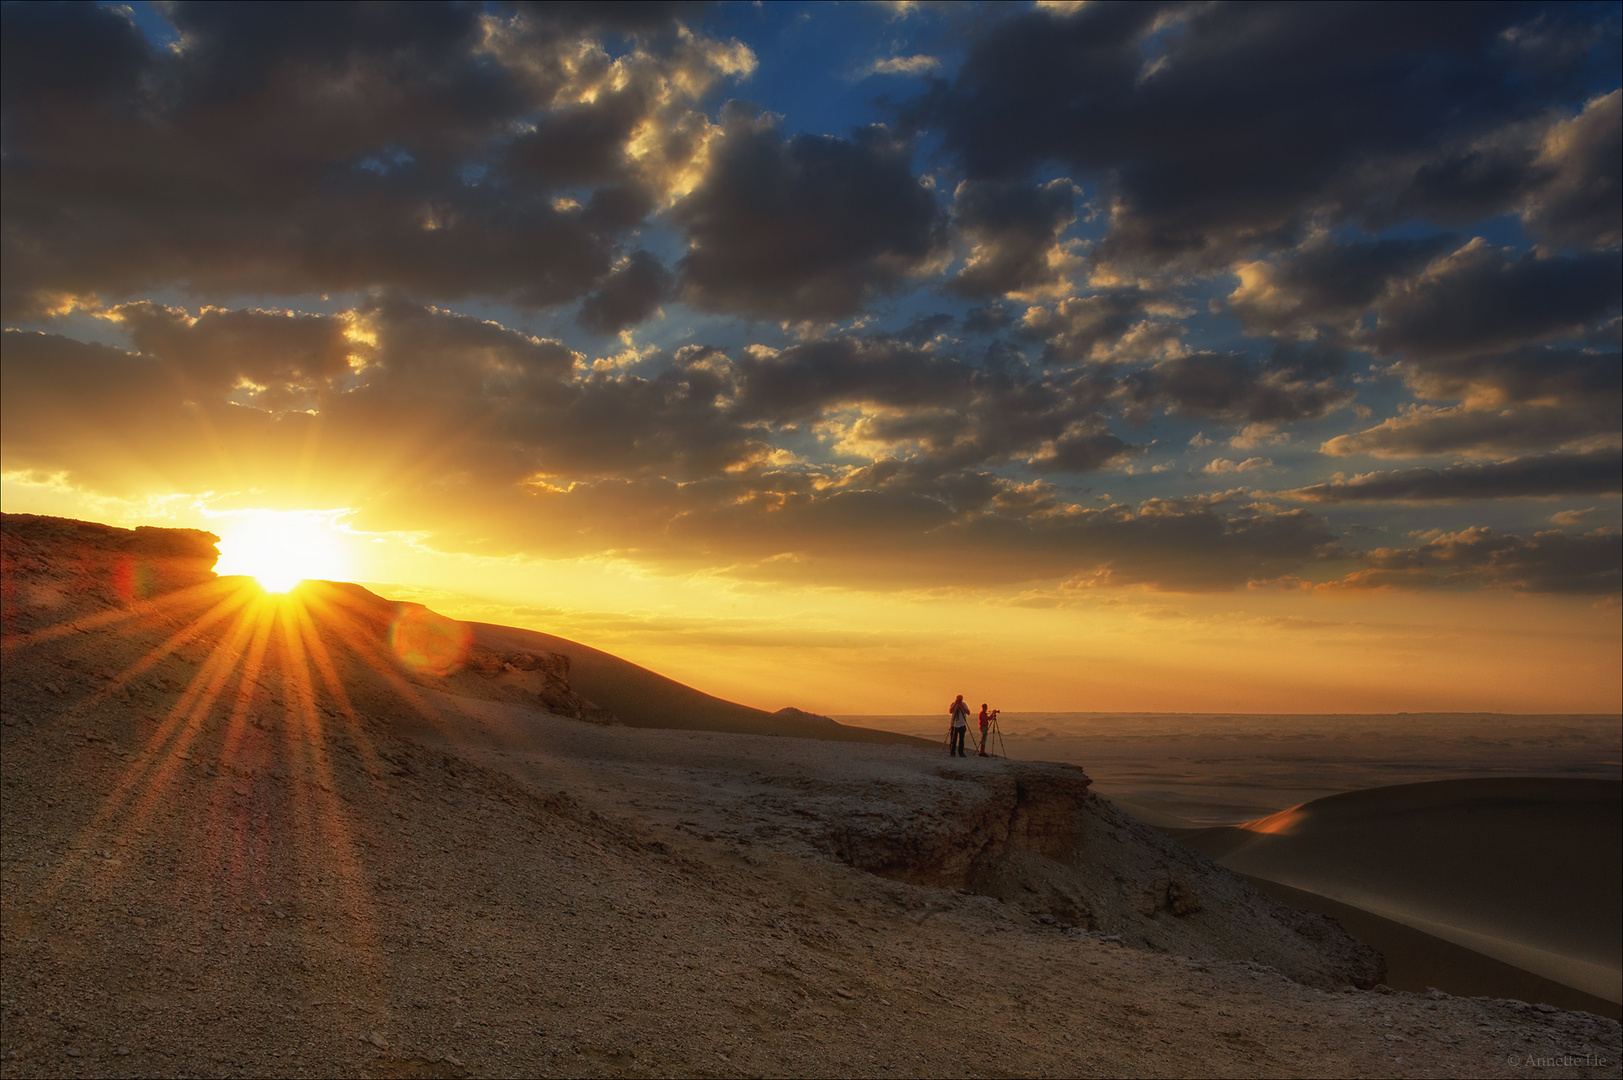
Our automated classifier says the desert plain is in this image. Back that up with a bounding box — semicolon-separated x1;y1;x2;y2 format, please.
2;514;1619;1079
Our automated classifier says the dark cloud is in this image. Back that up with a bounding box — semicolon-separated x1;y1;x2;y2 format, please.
0;303;761;495
1324;527;1621;595
1024;418;1140;474
1019;292;1182;366
885;312;956;346
1227;235;1454;337
1119;352;1353;426
727;334;1135;473
934;3;1613;271
110;301;356;410
672;109;946;321
961;303;1015;336
499;96;647;191
947;179;1078;298
505;1;710;36
0;328;315;495
1326;332;1621;463
0;1;148;107
1372;242;1622;361
1402;344;1622;406
577;251;675;335
729;336;977;425
0;2;750;318
1322;403;1619;460
1284;449;1623;503
4;2;1620;609
1521;89;1623;249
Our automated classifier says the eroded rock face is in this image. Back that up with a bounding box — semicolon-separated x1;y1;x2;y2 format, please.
823;763;1384;991
456;645;618;724
828;769;1092;886
1;514;220;626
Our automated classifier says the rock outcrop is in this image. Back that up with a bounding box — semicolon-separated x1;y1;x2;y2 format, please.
824;761;1385;990
457;644;619;724
1;514;219;625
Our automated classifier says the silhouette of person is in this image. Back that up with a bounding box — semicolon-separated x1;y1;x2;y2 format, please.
977;704;993;756
948;695;970;757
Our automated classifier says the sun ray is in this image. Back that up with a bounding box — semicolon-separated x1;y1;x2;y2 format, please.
1;576;240;654
297;583;456;737
287;591;389;779
36;584;267;903
14;562;479;1010
18;577;395;999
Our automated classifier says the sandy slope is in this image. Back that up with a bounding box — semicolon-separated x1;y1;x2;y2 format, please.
3;515;1621;1078
470;623;927;745
1175;780;1623;1008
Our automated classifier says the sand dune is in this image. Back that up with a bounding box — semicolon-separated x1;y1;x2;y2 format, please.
1175;778;1623;1006
1241;876;1622;1020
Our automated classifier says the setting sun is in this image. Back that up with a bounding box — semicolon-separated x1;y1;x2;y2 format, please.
213;510;353;593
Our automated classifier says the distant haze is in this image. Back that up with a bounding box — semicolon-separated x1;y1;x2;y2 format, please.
841;712;1623;825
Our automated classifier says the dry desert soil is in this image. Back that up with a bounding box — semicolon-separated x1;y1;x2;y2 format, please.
2;515;1619;1078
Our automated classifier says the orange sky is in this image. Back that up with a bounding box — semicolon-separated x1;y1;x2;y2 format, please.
5;479;1615;715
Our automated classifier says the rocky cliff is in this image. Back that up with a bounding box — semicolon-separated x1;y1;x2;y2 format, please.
0;513;220;623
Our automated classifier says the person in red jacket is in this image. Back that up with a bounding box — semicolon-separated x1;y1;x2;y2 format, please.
977;704;996;756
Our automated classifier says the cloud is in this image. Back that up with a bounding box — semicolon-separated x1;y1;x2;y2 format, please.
672;108;946;321
1399;344;1622;407
1203;457;1272;475
868;55;940;76
1227;235;1454;338
540;482;1347;592
0;303;765;495
1119;351;1353;426
1020;291;1184;365
1283;450;1623;503
933;3;1614;272
1521;90;1623;249
727;333;1137;473
4;311;1362;593
577;251;675;335
1228;236;1622;369
1025;417;1141;474
729;336;979;425
1321;403;1619;459
947;179;1080;299
4;3;1619;610
1371;241;1622;361
108;301;360;409
0;2;754;318
1321;527;1621;595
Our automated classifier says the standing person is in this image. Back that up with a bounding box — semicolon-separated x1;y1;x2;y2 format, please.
948;695;971;757
977;704;992;757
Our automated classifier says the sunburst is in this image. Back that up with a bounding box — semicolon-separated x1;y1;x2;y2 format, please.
212;510;352;593
1;543;477;994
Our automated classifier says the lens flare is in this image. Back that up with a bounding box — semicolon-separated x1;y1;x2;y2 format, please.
389;604;471;676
